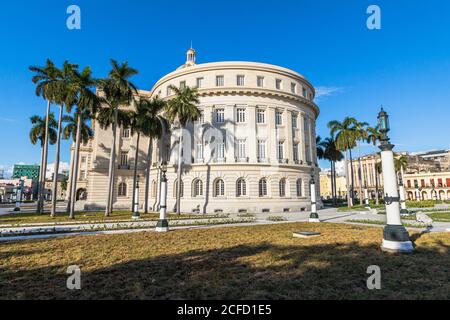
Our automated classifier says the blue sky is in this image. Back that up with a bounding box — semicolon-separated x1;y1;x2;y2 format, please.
0;0;449;176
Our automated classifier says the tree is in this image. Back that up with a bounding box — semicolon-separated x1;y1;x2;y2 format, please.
165;85;200;214
318;136;344;206
129;97;169;213
353;121;369;205
48;61;78;217
63;110;94;214
142;97;169;214
366;126;382;205
67;66;101;219
29;59;60;213
29;114;58;206
97;60;138;217
395;154;408;185
328;117;357;207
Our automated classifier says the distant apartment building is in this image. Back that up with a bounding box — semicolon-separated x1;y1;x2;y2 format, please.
320;171;348;199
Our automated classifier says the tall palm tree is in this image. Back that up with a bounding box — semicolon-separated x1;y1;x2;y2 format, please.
29;114;58;207
98;60;138;217
367;126;382;205
165;85;200;214
328;117;357;207
29;59;60;213
63;110;94;214
395;154;408;185
318;136;344;206
353;121;369;205
129;97;169;213
49;61;78;217
67;66;101;219
141;97;169;214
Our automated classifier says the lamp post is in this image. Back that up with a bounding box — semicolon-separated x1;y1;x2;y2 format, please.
377;107;413;253
364;182;370;207
156;161;169;232
309;168;320;223
14;179;24;212
132;175;140;220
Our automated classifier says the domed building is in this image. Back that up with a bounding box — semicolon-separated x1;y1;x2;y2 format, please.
73;48;321;214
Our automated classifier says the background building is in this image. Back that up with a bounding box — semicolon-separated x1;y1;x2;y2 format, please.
71;49;321;214
319;170;348;199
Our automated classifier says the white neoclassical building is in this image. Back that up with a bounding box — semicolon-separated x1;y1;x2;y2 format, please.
72;48;321;214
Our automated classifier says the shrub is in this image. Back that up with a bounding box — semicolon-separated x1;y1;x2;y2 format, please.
266;216;287;222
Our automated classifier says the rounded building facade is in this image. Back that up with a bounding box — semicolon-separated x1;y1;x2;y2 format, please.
76;49;321;214
147;50;321;214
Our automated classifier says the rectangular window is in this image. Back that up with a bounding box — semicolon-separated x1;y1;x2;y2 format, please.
120;151;128;166
122;128;131;138
237;75;245;86
217;139;225;159
446;178;450;187
277;141;284;160
275;111;283;126
421;179;425;188
196;142;203;160
236;108;246;123
407;180;412;188
180;81;186;89
276;79;282;90
197;110;205;124
257;76;264;87
196;77;204;88
257;140;266;160
166;86;172;96
215;108;225;123
302;87;307;98
216;75;224;87
236;139;246;159
291;82;297;94
293;143;299;162
81;156;87;164
257;109;265;124
292;114;298;129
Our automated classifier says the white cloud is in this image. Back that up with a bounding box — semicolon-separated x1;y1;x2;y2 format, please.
335;160;346;176
46;162;70;179
314;86;343;100
0;117;16;123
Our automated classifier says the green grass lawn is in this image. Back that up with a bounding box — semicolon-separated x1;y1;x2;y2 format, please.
0;211;226;226
1;222;449;299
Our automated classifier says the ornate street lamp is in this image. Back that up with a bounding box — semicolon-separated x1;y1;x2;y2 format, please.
377;107;413;253
398;174;408;214
132;175;141;220
13;179;24;212
309;168;320;222
156;161;170;232
364;182;370;206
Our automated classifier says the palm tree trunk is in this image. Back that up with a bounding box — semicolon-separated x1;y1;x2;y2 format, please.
176;129;183;215
66;147;75;213
144;137;153;214
344;151;352;207
50;104;64;217
349;148;355;206
330;160;335;205
132;132;141;211
36;143;45;204
38;100;51;214
334;162;338;203
105;108;119;217
69;112;82;219
375;170;380;206
358;141;363;205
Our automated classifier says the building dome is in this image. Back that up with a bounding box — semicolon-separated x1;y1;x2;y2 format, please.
177;47;197;69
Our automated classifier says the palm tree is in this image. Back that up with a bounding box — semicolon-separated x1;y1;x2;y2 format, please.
29;114;58;208
165;85;200;214
63;110;94;214
318;136;344;206
67;66;101;219
141;97;168;214
366;126;382;205
353;121;369;205
49;61;78;217
97;60;138;217
29;59;60;213
328;117;357;207
129;97;169;213
395;154;408;185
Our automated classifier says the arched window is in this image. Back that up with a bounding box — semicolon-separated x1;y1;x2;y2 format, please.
296;179;303;197
279;179;286;197
236;178;247;197
193;179;203;197
174;179;184;198
151;180;157;198
214;179;225;197
118;182;127;197
259;178;268;197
